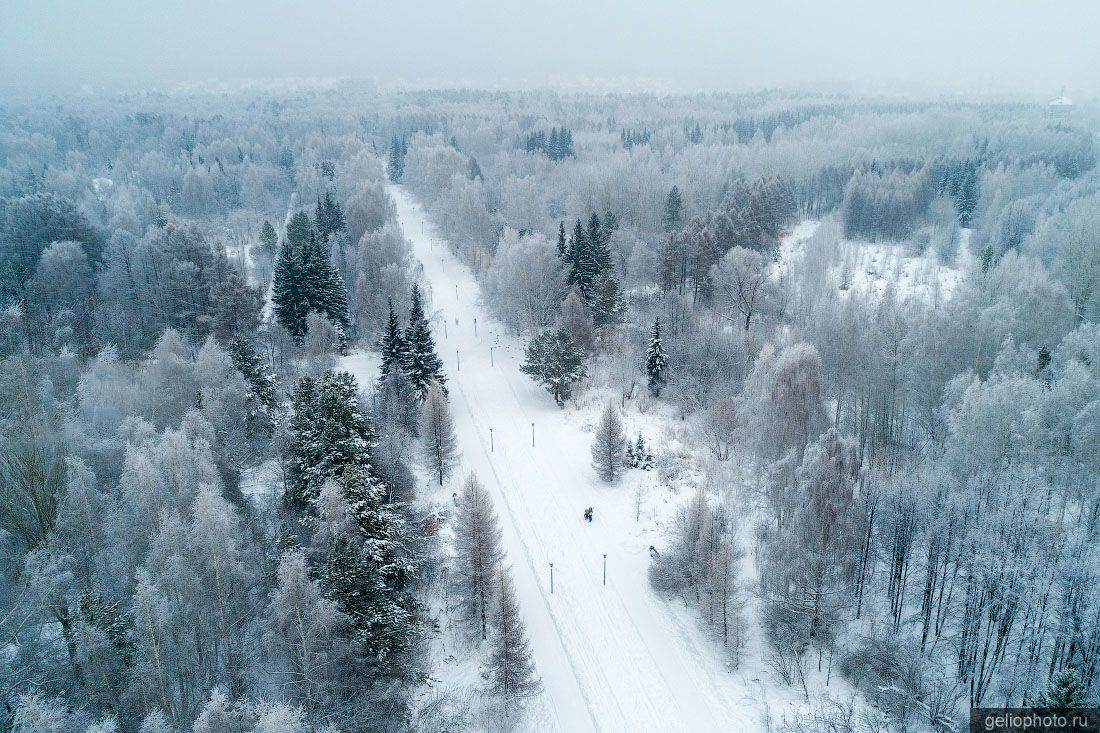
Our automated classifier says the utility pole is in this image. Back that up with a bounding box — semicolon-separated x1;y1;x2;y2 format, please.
603;554;608;585
549;562;554;594
490;427;494;452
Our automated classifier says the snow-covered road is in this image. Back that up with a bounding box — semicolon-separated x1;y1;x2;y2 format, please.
349;185;763;732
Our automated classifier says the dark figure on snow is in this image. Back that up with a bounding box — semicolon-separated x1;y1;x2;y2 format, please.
584;507;594;523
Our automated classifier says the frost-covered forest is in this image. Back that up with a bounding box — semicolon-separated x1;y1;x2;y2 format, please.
1;84;1099;733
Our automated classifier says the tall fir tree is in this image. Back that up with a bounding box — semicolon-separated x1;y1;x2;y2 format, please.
272;211;349;343
588;212;611;275
315;191;346;241
228;334;277;411
663;186;683;231
1036;667;1088;709
600;209;618;246
286;371;375;509
323;465;418;673
378;299;409;385
645;317;668;397
271;251;303;338
556;221;567;259
311;234;350;331
567;219;588;293
591;274;625;333
388;136;406;182
259;219;278;258
402;284;447;402
564;212;615;302
520;327;587;407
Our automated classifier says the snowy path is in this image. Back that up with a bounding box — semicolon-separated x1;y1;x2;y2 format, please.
350;186;762;732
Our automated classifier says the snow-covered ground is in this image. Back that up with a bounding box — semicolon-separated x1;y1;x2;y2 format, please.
779;218;974;306
339;185;824;732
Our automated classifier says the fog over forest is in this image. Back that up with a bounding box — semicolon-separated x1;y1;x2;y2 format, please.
1;3;1099;733
3;0;1100;95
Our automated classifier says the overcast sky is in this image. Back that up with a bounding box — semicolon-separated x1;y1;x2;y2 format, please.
2;0;1098;98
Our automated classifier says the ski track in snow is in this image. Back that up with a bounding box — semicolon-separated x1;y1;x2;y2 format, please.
344;185;763;732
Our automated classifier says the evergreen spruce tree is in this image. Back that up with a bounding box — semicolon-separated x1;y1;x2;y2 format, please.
259;219;278;259
314;192;346;241
286;371;375;509
403;284;447;402
420;382;458;486
488;568;540;711
663;186;684;231
957;164;979;226
285;208;313;249
378;299;409;385
323;465;418;672
630;434;654;470
312;236;350;331
645;317;668;397
567;211;613;303
548;128;560;161
454;473;505;640
388;136;406;182
520;327;587;407
591;401;627;483
601;209;618;245
591;274;625;332
228;334;277;411
326;191;346;235
587;212;610;274
272;226;308;342
276;212;349;342
1036;667;1088;710
556;221;567;259
467;156;483;181
561;128;575;158
567;219;588;293
273;211;347;343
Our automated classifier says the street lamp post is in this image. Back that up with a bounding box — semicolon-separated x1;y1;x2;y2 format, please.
490;427;494;452
549;562;554;594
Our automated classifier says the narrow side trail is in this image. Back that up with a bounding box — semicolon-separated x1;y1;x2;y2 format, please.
356;185;762;732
